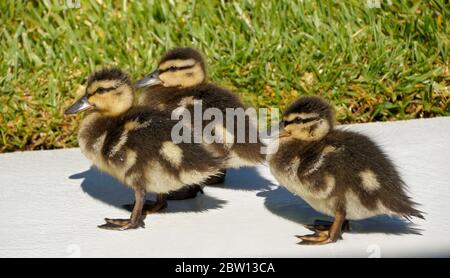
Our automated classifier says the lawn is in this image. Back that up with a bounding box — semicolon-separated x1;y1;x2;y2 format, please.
0;0;449;152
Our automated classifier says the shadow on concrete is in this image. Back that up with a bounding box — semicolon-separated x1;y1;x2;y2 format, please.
221;167;275;191
70;165;422;235
257;186;422;235
69;166;227;214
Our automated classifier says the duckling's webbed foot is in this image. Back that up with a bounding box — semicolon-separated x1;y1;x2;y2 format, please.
98;189;146;231
296;212;347;245
297;230;331;245
166;185;204;200
99;218;145;230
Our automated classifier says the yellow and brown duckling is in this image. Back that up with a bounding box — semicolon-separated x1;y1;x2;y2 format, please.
267;96;424;245
136;47;265;197
65;68;224;230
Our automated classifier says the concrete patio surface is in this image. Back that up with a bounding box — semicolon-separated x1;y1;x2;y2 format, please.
0;117;449;257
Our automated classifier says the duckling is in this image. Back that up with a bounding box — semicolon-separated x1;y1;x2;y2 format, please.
136;47;265;198
267;96;424;245
65;68;224;230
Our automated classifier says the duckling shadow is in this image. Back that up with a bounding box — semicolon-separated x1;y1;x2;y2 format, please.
258;186;422;235
221;167;275;191
69;166;227;213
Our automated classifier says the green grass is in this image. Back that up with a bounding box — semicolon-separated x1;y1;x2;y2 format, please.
0;0;449;152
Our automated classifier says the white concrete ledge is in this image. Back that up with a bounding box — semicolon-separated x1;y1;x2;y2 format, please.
0;117;449;257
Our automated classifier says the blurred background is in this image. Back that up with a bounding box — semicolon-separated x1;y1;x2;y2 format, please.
0;0;448;153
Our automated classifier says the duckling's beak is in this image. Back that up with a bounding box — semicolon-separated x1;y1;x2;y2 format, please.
64;96;93;115
135;70;162;88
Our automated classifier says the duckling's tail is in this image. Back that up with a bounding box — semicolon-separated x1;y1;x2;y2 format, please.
401;201;425;222
388;192;425;222
405;209;425;221
227;139;267;168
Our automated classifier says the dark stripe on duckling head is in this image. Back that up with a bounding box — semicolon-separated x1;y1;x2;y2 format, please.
159;64;196;74
86;68;132;96
91;84;123;95
283;116;319;127
284;96;333;127
159;47;206;73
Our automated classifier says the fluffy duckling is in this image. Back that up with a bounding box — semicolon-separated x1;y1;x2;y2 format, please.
65;68;224;230
267;96;424;245
136;47;265;196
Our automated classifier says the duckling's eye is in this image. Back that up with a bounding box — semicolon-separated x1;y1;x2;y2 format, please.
294;117;303;124
96;87;106;94
169;66;177;72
